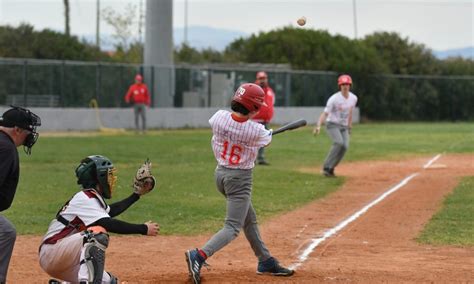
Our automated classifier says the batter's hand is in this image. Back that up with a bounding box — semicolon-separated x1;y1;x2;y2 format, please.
313;125;321;135
145;221;159;236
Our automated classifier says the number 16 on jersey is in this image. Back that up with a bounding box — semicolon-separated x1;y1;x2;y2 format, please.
221;141;242;165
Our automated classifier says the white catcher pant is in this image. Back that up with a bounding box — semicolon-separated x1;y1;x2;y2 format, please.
39;232;112;283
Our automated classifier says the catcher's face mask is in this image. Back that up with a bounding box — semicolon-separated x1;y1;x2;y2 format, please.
0;105;41;155
105;167;117;198
23;129;40;155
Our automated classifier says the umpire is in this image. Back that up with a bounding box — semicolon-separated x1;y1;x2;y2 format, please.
0;106;41;283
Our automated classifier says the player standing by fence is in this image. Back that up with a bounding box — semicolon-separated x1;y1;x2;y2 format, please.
313;74;358;177
125;74;151;133
185;83;294;284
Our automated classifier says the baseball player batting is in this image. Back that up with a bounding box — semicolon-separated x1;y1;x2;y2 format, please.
39;156;158;283
185;83;294;284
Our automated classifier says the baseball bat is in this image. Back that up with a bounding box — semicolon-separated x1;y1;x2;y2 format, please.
272;119;307;135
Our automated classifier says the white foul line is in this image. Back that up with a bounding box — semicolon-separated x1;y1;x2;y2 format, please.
289;173;419;270
289;154;442;270
423;154;442;169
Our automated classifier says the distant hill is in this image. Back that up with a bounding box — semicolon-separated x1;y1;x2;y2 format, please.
433;47;473;60
81;26;247;51
174;26;248;50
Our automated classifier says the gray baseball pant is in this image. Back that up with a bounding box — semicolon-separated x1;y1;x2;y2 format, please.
202;166;272;262
0;215;16;282
323;122;350;170
134;104;147;131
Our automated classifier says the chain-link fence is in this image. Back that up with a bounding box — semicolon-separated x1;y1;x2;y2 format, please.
1;58;473;120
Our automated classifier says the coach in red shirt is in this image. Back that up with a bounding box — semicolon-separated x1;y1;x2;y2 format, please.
252;71;275;165
124;74;151;133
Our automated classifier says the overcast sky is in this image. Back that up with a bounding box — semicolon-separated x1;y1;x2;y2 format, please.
0;0;472;51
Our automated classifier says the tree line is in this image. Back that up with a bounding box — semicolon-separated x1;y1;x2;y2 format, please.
0;24;472;120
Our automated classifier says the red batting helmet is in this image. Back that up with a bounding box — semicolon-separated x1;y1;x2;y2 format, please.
232;83;267;113
337;74;352;86
256;71;268;79
135;74;143;82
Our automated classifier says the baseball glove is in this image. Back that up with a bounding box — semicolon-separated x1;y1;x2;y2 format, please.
133;158;156;196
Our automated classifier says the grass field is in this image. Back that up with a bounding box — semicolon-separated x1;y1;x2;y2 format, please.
4;122;474;238
417;176;474;246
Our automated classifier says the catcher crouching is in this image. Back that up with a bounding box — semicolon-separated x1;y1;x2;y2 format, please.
38;155;158;283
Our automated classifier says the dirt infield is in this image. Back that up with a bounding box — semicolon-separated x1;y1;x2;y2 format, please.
9;154;474;283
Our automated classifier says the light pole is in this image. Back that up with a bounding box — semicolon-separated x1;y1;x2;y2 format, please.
139;0;144;45
184;0;188;45
353;0;358;39
96;0;100;48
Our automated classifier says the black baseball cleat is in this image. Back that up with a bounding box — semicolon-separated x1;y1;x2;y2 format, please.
185;249;209;284
258;160;270;165
257;257;294;276
323;168;335;177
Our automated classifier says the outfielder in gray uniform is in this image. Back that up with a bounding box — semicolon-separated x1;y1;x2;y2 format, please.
185;83;294;284
314;74;358;177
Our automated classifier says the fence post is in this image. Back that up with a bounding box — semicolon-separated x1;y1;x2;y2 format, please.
22;60;28;107
170;65;175;106
96;62;101;104
151;65;155;107
120;65;124;107
60;61;65;107
207;68;212;107
285;71;291;106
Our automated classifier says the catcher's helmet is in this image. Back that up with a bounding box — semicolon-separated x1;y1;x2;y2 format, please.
75;155;117;199
337;74;352;86
232;83;266;113
256;71;268;79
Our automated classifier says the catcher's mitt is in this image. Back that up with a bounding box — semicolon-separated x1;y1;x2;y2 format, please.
133;158;156;196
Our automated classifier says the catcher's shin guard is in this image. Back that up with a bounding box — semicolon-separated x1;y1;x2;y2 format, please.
81;231;109;284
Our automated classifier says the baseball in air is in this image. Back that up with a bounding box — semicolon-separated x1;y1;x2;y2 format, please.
297;16;306;26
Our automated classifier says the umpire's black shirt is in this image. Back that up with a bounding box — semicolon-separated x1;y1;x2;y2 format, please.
0;130;19;212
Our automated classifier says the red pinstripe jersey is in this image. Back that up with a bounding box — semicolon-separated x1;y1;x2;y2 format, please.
209;110;272;169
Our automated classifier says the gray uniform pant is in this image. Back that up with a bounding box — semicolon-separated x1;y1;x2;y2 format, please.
133;104;147;131
0;215;16;282
323;122;350;170
202;166;271;262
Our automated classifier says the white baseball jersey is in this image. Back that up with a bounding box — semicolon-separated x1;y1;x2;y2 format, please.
324;91;358;126
41;189;110;245
209;110;272;169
